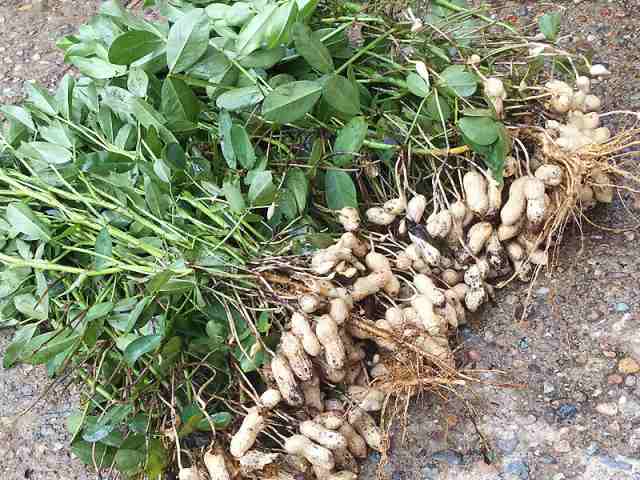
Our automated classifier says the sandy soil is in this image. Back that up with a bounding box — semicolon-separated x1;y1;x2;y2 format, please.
1;1;639;479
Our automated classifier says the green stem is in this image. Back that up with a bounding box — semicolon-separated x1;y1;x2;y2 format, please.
335;27;398;75
432;0;519;35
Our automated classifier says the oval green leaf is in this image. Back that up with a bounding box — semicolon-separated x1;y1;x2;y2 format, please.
458;116;500;146
406;72;430;98
109;30;164;65
323;75;360;116
333;116;367;167
124;335;163;366
292;22;334;74
216;86;264;111
262;80;322;124
324;170;357;210
167;9;210;73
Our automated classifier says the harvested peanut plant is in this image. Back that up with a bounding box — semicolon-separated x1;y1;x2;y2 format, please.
0;0;638;478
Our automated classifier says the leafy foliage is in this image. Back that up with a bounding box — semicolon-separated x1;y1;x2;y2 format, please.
0;0;532;476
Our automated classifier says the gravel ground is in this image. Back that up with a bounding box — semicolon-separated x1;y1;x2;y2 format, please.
1;1;640;480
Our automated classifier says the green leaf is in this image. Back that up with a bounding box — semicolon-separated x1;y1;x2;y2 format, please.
458;116;500;146
124;297;150;333
71;440;116;467
285;168;309;213
86;302;114;322
164;143;186;170
235;4;277;56
69;57;127;79
55;74;75;120
95;226;112;270
224;2;254;26
323;75;360;116
219;110;236;168
292;23;334;74
406;72;430;98
230;125;256;169
25;82;58;116
210;411;233;429
263;1;298;47
333;116;367;167
39;122;74;149
438;65;477;97
28;335;79;365
161;77;201;124
109;30;164;65
145;439;168;477
485;124;510;182
1;105;36;131
239;46;286;69
127;67;149;97
145;175;164;217
216;86;264;111
296;0;319;20
115;449;145;474
426;92;451;122
262;80;322;124
223;176;246;212
6;203;51;241
20;141;73;165
248;171;275;205
324;170;357;210
14;294;48;321
539;12;561;41
77;151;135;174
167;9;210;73
146;270;174;295
124;335;163;366
3;325;37;368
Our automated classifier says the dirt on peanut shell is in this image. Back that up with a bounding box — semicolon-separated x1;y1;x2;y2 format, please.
1;1;640;480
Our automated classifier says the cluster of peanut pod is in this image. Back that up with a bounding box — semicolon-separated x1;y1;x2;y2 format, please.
180;71;619;480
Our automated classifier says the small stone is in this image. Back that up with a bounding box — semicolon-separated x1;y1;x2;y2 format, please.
431;450;463;465
615;303;630;313
619;357;640;374
608;374;624;385
543;382;556;394
603;350;617;359
625;376;636;387
596;402;618;416
599;455;632;471
554;440;572;453
585;443;599;456
467;350;481;362
553;474;566;480
556;403;578;421
504;460;529;479
496;435;519;454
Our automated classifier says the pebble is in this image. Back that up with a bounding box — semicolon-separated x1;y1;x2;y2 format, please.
608;374;624;385
596;402;619;416
585;443;600;456
554;440;572;453
431;450;463;465
496;435;520;454
619;357;640;374
615;302;630;313
556;403;578;421
625;376;637;387
543;382;556;394
467;350;481;362
619;397;640;419
599;455;632;471
504;460;529;479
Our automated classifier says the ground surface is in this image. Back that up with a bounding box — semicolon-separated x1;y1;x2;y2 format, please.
1;1;639;479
